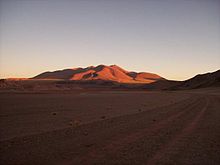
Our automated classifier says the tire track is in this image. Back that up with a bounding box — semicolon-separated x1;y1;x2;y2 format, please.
76;96;203;164
146;96;209;165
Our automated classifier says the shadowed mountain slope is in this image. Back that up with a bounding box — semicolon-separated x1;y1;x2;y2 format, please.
144;70;220;90
175;69;220;89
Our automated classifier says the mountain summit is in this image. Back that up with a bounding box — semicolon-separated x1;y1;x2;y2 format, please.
33;65;164;83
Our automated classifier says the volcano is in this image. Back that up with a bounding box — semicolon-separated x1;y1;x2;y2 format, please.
33;65;164;83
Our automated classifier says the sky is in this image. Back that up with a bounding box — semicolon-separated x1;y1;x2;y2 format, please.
0;0;219;80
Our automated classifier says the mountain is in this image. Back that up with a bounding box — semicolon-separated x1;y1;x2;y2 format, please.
33;65;164;83
144;69;220;90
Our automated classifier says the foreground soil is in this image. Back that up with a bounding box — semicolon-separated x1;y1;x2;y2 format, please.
0;88;220;164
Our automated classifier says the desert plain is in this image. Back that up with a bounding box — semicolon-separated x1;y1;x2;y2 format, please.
0;87;220;165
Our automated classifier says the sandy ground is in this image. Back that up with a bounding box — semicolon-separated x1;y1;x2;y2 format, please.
0;88;220;164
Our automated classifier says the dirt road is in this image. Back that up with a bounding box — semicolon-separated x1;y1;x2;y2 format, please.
0;89;220;164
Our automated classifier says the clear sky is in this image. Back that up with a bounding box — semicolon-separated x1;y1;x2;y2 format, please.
0;0;219;80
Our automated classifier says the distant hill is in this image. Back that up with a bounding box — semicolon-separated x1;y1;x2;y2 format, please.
32;65;164;84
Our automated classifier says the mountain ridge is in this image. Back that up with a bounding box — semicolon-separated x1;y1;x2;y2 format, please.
1;69;219;91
